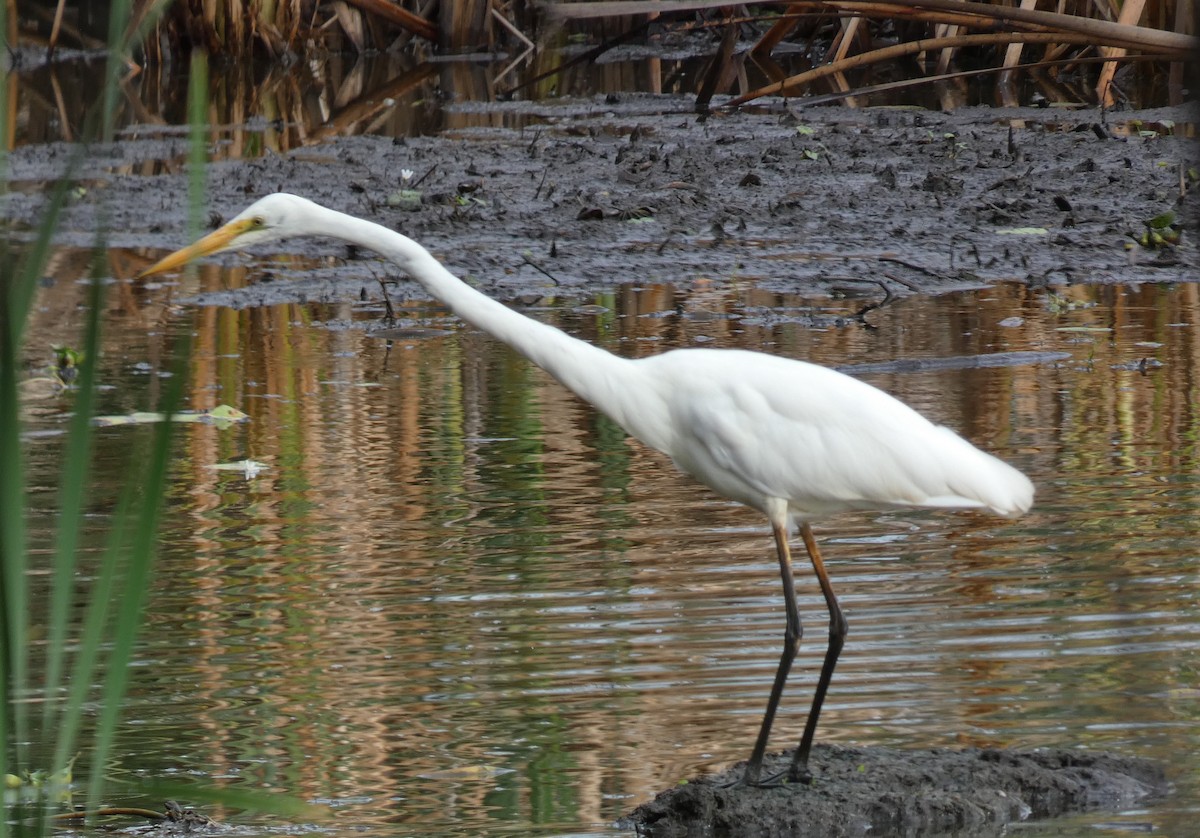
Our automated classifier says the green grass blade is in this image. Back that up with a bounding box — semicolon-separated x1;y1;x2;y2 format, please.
50;474;134;777
0;0;11;821
0;226;31;788
0;246;25;838
188;51;210;238
41;269;105;733
83;327;190;814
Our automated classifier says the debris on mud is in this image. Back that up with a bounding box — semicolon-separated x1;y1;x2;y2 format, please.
624;744;1168;838
51;800;222;833
3;101;1194;310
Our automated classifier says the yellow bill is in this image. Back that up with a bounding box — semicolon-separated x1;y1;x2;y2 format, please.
137;218;258;278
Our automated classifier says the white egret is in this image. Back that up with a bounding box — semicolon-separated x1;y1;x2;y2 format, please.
139;193;1034;786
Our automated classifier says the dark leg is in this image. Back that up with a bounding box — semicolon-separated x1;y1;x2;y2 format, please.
786;523;849;782
731;523;802;787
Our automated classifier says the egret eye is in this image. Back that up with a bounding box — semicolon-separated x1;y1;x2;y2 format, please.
250;216;266;228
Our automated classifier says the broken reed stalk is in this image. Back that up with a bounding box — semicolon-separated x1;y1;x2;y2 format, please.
546;0;1194;106
1001;0;1041;79
725;31;1149;107
776;50;1174;109
339;0;438;42
820;0;1193;52
544;0;1196;54
1095;0;1149;105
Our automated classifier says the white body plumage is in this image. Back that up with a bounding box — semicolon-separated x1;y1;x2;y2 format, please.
139;193;1034;785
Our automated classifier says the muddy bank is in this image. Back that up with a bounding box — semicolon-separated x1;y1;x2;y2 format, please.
624;744;1168;837
3;99;1196;307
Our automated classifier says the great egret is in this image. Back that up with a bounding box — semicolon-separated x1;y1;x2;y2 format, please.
139;193;1034;786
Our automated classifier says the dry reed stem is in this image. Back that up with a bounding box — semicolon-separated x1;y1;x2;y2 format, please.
724;30;1139;107
339;0;438;42
787;49;1172;108
332;1;365;51
1003;0;1042;70
544;0;1195;53
47;0;66;56
1096;0;1148;104
753;11;803;58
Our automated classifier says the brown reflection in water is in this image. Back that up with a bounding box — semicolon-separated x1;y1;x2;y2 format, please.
9;50;638;152
8;36;1189;154
20;258;1200;829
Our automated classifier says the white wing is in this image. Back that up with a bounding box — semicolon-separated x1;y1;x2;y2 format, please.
638;349;1032;522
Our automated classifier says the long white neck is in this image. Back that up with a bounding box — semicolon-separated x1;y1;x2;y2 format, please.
312;205;649;433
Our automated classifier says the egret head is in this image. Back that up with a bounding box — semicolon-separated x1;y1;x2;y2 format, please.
138;193;320;278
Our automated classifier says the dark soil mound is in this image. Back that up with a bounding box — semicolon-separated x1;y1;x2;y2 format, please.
625;744;1167;837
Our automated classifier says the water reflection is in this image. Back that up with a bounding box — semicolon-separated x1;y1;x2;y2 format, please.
19;275;1200;836
12;41;1183;156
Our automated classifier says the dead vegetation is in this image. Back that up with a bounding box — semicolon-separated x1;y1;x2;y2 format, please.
8;2;1197;109
545;1;1196;108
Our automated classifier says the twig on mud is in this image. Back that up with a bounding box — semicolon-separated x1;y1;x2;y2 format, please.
526;128;543;157
878;258;946;286
948;234;983;271
656;229;677;256
984;166;1035;192
846;279;897;329
522;254;562;286
411;164;437;189
375;273;398;323
855;279;897;314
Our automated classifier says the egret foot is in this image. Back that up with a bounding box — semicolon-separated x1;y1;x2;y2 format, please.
718;773;787;789
717;763;812;789
761;765;814;786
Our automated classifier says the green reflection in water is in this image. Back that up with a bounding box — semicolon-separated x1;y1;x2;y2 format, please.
16;277;1200;837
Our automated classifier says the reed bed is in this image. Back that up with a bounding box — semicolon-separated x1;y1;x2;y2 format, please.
10;2;1192;107
546;1;1195;107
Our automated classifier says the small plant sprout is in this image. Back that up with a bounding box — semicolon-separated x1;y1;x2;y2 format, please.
401;168;415;185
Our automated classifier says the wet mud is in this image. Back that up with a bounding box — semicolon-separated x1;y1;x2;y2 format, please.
625;744;1168;837
5;100;1197;309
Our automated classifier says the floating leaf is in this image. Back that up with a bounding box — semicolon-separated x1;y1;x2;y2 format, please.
205;405;249;422
93;405;248;428
996;227;1049;235
208;460;269;479
418;764;513;781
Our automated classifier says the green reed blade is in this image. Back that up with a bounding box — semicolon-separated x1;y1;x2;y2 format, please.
41;267;104;734
82;326;190;815
0;236;27;838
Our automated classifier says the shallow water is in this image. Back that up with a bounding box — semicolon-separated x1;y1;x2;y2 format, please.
19;275;1200;836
